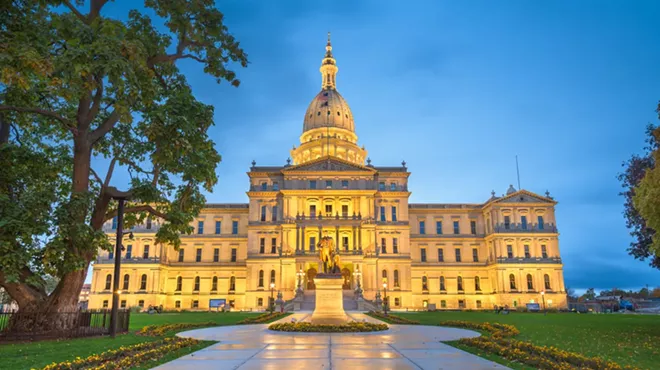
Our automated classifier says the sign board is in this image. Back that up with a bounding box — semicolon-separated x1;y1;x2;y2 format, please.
526;303;541;311
209;299;226;308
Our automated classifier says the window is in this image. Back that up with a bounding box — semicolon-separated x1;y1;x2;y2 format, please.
342;236;349;251
272;206;278;221
436;221;442;234
259;238;265;254
197;220;204;234
105;274;112;290
309;236;316;252
176;276;182;291
391;206;397;221
230;276;236;291
438;248;444;262
122;274;129;290
272;182;279;191
140;274;147;290
393;238;398;254
175;300;181;309
422;276;428;291
310;205;316;218
475;276;481;291
325;204;333;217
213;248;219;262
196;248;202;262
146;217;152;230
458;300;465;309
440;276;446;291
341;205;348;217
103;300;109;308
179;248;186;262
258;298;264;306
138;300;144;307
419;221;426;234
394;298;400;306
378;182;385;190
232;220;238;234
325;180;332;189
261;206;267;222
194;276;200;291
215;221;221;234
441;300;447;308
309;180;317;189
476;300;482;308
212;276;218;291
271;238;277;254
112;217;117;230
393;270;400;287
421;248;427;262
524;245;530;258
380;206;386;222
109;250;114;260
541;245;548;259
390;182;397;191
381;238;387;254
504;216;511;229
258;270;264;287
521;216;528;230
470;220;477;235
544;274;551;290
258;182;267;191
270;270;276;284
382;269;388;283
453;221;460;234
507;245;513;258
120;300;126;308
192;300;199;308
472;248;479;262
457;276;463;291
143;245;150;259
527;274;534;290
509;274;517;290
231;248;237;262
125;245;132;259
341;180;349;188
538;216;544;229
455;248;461;262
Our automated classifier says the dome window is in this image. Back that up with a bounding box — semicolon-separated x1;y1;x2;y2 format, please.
323;92;329;97
327;111;331;115
345;114;348;118
337;112;340;116
317;112;321;116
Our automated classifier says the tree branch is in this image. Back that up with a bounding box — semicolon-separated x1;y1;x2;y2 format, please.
104;204;168;222
88;0;109;23
88;109;119;144
90;167;103;185
62;1;88;24
104;157;116;187
87;76;104;123
0;105;76;133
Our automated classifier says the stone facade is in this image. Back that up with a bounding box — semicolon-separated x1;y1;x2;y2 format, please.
88;35;567;312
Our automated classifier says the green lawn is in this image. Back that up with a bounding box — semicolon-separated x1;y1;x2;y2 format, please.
395;311;660;370
0;312;259;370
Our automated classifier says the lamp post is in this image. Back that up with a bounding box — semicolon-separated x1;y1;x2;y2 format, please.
541;290;546;315
110;197;134;338
383;282;388;315
270;282;275;313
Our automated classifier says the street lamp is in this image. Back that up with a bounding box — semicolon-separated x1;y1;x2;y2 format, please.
110;196;132;338
296;268;304;289
541;290;546;315
270;282;276;313
383;282;388;315
353;267;363;299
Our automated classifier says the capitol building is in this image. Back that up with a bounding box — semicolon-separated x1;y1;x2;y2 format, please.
88;37;567;312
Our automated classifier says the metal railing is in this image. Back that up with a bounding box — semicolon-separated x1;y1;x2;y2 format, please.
0;309;130;341
491;223;558;233
96;257;161;264
496;257;562;264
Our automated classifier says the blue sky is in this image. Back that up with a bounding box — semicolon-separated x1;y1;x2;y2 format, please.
99;0;660;292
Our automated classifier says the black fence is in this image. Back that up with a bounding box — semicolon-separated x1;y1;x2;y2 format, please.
0;309;130;341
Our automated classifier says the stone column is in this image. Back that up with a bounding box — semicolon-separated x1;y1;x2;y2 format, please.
296;224;300;251
301;225;306;251
358;226;362;251
352;226;357;253
335;226;340;251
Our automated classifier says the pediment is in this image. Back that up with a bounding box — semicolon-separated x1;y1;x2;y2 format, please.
284;157;375;172
493;190;556;204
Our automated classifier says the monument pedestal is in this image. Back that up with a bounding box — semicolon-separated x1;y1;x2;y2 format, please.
310;274;348;324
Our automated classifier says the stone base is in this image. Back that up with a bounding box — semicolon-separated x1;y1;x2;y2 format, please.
310;275;349;325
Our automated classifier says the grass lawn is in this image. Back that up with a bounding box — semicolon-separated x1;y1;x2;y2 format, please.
0;312;259;370
395;311;660;370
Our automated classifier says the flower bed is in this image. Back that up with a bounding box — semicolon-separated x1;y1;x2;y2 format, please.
437;320;519;338
137;322;217;337
269;321;388;332
237;311;288;324
368;311;420;324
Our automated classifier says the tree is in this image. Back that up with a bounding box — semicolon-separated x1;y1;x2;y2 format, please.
652;287;660;298
578;288;596;302
566;287;577;302
619;104;660;269
0;0;247;328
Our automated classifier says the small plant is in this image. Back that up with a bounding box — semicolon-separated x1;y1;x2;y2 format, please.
269;321;388;332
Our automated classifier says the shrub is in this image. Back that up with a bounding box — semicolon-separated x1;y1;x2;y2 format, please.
238;312;288;324
269;321;388;332
137;322;217;337
367;311;420;324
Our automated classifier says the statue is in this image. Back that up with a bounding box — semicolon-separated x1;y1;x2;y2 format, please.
317;236;341;274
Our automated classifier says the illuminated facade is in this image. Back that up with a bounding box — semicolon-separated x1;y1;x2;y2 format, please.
89;36;567;311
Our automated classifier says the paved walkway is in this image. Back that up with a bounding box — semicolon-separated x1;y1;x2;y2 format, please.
154;312;509;370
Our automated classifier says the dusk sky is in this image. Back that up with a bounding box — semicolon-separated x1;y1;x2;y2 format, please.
98;0;660;292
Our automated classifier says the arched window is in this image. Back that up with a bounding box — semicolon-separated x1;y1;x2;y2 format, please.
422;276;428;291
140;274;147;290
212;276;218;291
230;276;236;291
270;270;276;285
509;274;517;290
544;274;551;290
393;270;399;288
527;274;534;290
457;276;463;291
258;270;264;287
258;298;263;306
475;276;481;291
382;269;388;283
122;274;130;290
194;276;200;291
105;274;112;290
176;276;182;291
439;276;446;291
